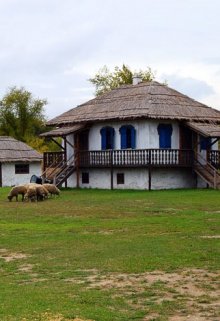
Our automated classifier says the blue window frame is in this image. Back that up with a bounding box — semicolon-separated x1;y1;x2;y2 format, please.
200;135;211;150
157;124;173;148
100;126;115;150
119;125;136;149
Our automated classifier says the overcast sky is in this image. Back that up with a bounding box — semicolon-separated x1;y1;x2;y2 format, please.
1;0;220;120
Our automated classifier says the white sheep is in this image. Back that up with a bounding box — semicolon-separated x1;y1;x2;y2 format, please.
8;185;27;201
24;185;37;202
35;184;49;201
43;184;60;197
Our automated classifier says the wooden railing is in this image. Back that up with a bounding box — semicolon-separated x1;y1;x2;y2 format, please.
43;149;193;170
43;151;65;170
207;150;220;169
194;152;220;189
78;149;193;167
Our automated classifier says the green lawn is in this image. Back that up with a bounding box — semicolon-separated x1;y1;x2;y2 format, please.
0;188;219;321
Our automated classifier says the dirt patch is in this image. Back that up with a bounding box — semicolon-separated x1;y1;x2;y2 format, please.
168;316;209;321
0;249;28;262
200;235;220;239
65;268;220;321
84;269;219;298
21;313;94;321
18;264;34;272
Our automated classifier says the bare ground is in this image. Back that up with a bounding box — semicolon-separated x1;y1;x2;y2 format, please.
66;269;220;321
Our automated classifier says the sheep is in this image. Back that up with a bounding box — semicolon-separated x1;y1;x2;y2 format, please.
35;184;49;201
24;185;37;202
43;183;60;197
8;185;27;202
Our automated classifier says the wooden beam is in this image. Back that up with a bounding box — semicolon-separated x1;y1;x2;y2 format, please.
64;137;67;188
148;167;152;191
209;138;219;147
51;137;64;150
148;149;152;190
76;134;80;188
66;138;74;149
110;150;114;190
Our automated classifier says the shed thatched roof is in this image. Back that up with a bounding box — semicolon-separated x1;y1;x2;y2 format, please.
0;136;42;162
47;81;220;126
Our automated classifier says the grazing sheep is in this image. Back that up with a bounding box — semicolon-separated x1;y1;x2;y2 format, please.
43;184;60;197
8;185;27;201
35;184;49;201
24;185;37;202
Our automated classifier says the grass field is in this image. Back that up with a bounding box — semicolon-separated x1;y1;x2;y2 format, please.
0;187;219;321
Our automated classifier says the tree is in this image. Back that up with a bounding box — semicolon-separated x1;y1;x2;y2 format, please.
0;86;47;142
89;64;155;96
26;136;62;154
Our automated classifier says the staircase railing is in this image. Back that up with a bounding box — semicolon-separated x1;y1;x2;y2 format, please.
41;156;66;183
52;153;76;186
194;153;220;189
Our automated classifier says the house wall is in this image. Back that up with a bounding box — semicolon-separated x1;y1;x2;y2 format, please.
88;119;179;150
1;162;42;187
67;167;195;190
66;120;179;153
65;120;212;190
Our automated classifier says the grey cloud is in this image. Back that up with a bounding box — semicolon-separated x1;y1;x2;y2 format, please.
202;57;220;65
163;74;215;100
1;0;220;119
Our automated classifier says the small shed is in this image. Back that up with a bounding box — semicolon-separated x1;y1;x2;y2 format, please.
0;136;42;187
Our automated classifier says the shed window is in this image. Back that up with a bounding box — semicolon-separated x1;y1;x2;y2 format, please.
119;125;136;149
100;127;115;150
15;164;29;174
82;172;89;184
157;124;173;148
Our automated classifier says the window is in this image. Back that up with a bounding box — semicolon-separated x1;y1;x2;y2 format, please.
82;172;89;184
200;135;211;151
100;127;115;150
117;173;124;184
15;164;29;174
157;124;173;148
119;125;136;149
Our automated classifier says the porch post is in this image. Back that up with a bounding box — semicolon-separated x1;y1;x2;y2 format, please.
148;149;152;191
110;149;114;190
64;137;67;188
76;134;80;188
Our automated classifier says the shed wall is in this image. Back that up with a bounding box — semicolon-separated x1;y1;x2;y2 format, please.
2;162;42;187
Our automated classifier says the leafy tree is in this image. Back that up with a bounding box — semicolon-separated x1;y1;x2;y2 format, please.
26;136;62;154
89;64;155;96
0;86;60;152
0;86;47;142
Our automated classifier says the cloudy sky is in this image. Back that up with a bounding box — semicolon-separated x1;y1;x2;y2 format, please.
1;0;220;120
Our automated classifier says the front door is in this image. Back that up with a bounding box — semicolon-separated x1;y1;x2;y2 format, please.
78;130;89;151
180;125;193;149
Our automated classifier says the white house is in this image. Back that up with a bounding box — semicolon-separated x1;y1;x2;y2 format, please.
40;80;220;190
0;136;42;187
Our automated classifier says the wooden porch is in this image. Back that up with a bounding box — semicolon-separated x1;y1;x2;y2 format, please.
43;148;195;170
42;148;220;189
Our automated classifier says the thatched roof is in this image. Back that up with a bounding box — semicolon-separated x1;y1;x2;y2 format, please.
47;81;220;126
0;136;42;162
186;121;220;138
40;124;85;138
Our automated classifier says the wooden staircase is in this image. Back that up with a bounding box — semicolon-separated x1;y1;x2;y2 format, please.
42;154;76;187
54;164;75;187
194;155;220;189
